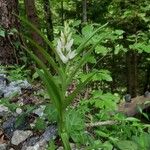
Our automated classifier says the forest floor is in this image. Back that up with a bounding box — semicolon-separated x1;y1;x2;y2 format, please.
0;78;150;150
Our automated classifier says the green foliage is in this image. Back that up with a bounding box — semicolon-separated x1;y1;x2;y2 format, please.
10;1;150;149
0;98;18;112
20;17;107;149
132;132;150;150
44;104;58;122
117;140;138;150
34;118;46;131
2;65;30;81
116;132;150;150
0;27;5;37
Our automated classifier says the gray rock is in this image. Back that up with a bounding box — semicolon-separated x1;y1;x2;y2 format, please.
144;91;150;98
2;117;16;138
124;94;131;102
0;143;7;150
0;105;9;112
11;130;33;145
4;86;21;97
21;136;40;149
0;77;31;98
0;105;10;117
22;125;57;150
0;74;8;98
40;125;57;142
33;105;46;117
23;139;47;150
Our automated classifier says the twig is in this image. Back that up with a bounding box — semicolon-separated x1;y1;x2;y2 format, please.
86;120;118;127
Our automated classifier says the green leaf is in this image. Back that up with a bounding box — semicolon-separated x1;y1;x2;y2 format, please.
125;117;140;122
65;71;96;107
34;118;46;131
47;140;56;150
67;37;106;87
114;30;124;35
132;133;150;150
103;141;113;150
85;55;96;64
44;104;58;122
95;45;108;55
60;132;71;150
72;20;81;27
37;69;62;112
95;130;109;138
117;140;138;150
0;29;5;37
76;23;108;55
65;109;85;134
82;25;94;37
23;36;60;74
19;16;61;62
23;47;63;112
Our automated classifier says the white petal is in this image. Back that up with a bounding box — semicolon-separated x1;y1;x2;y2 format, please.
65;39;74;53
56;41;68;63
67;50;76;59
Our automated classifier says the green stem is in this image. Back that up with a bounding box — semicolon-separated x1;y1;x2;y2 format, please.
58;110;71;150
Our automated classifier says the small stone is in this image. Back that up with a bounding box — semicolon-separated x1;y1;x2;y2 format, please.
40;125;57;142
0;105;10;117
0;105;9;112
16;108;22;114
33;105;46;117
2;117;16;138
144;91;150;98
11;130;33;145
57;146;63;150
0;143;7;150
124;94;131;102
21;136;40;150
24;140;47;150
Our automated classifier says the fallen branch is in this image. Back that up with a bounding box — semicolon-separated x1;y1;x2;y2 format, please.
86;120;118;127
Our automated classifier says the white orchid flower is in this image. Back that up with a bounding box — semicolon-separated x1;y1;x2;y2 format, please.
56;22;76;64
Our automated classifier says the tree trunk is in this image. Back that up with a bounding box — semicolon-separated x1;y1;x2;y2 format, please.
144;64;150;92
111;47;117;92
43;0;54;42
82;0;87;24
0;0;19;65
24;0;45;62
82;0;89;99
126;50;138;97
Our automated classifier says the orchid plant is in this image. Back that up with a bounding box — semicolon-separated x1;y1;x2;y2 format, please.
21;17;107;150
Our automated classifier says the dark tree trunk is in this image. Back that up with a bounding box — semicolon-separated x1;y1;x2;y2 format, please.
82;0;89;99
24;0;45;62
43;0;54;42
0;0;19;65
111;47;117;92
144;64;150;92
126;50;138;97
82;0;87;24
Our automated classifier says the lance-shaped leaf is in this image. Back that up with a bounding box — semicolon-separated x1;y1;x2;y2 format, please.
36;69;62;113
23;46;63;111
64;71;96;108
60;132;71;150
19;16;62;64
76;23;108;55
67;36;106;86
24;35;60;74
